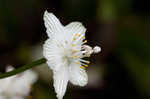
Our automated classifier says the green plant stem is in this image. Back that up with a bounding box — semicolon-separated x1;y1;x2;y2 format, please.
0;58;46;79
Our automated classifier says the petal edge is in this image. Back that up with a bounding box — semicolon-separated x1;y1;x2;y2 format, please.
53;65;69;99
69;63;88;86
43;11;64;38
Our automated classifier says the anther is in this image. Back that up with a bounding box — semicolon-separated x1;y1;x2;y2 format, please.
72;44;76;47
77;62;80;64
73;38;77;40
72;50;77;54
80;66;85;69
86;61;90;64
75;33;78;36
84;65;88;67
87;55;91;57
74;56;78;59
82;36;85;39
83;40;87;43
75;33;81;37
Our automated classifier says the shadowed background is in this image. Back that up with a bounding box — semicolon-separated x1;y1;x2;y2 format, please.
0;0;150;99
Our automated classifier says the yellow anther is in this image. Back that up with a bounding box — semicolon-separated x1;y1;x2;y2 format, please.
75;33;81;37
80;66;85;69
74;56;78;59
86;61;90;64
78;34;81;36
75;34;77;36
87;55;91;57
72;50;77;54
73;37;77;40
75;33;78;36
82;36;85;39
84;40;87;43
72;44;76;47
84;65;88;67
77;62;80;64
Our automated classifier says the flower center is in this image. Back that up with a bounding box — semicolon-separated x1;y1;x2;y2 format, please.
62;33;101;69
68;33;101;69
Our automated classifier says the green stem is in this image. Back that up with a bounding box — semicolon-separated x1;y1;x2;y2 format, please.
0;58;46;79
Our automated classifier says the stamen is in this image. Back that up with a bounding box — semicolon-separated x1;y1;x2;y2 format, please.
87;55;91;57
77;61;80;64
75;33;81;37
73;33;81;41
82;36;85;39
83;64;88;67
72;50;78;54
72;44;76;47
75;33;78;37
83;40;87;43
93;46;101;53
81;62;89;67
79;59;90;64
80;66;85;69
73;37;77;40
74;56;78;59
73;34;85;44
86;61;90;64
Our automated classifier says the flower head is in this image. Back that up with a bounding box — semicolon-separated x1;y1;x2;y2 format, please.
0;66;38;99
43;11;101;99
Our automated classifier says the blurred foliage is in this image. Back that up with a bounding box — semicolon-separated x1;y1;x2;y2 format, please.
117;32;150;97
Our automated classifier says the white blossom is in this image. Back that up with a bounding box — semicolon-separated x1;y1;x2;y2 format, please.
0;66;38;99
43;11;101;99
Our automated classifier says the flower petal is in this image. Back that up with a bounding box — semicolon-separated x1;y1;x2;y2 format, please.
43;11;64;38
53;65;69;99
43;39;63;71
11;70;38;96
65;22;86;35
69;63;88;86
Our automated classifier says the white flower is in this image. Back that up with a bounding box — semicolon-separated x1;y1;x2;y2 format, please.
43;11;101;99
0;66;38;99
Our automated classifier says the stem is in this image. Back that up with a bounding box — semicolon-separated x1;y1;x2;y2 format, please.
0;58;46;79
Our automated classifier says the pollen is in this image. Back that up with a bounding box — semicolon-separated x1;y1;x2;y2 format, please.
82;36;85;39
72;50;77;54
75;33;81;37
72;44;76;47
73;37;77;40
83;40;87;43
84;65;88;67
80;66;85;69
86;61;90;64
74;56;78;59
87;55;91;57
75;34;78;36
77;61;80;64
